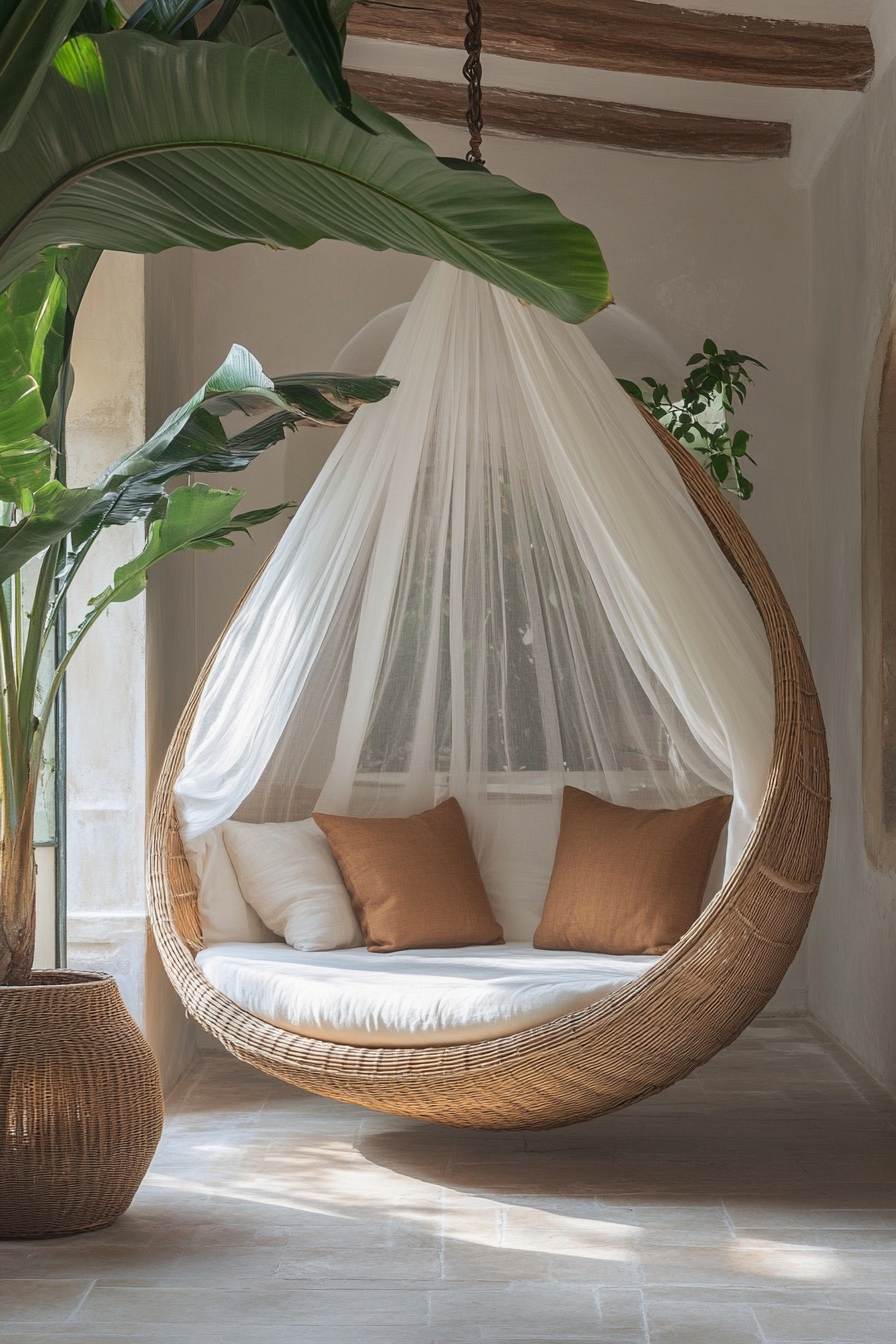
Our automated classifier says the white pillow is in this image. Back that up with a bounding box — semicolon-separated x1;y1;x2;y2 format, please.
475;799;558;942
182;824;276;946
222;818;363;952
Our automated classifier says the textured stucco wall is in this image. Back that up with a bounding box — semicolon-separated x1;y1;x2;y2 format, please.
143;249;205;1087
65;252;149;1028
806;52;896;1088
64;251;197;1093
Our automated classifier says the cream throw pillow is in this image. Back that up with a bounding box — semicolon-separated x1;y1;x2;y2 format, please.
222;819;363;952
182;824;276;946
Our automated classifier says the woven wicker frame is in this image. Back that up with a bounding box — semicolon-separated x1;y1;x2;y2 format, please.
148;416;830;1130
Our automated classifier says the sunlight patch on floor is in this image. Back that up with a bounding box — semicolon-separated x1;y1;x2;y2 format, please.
727;1235;846;1280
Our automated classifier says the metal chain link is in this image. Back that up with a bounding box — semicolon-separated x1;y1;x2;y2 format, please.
463;0;484;164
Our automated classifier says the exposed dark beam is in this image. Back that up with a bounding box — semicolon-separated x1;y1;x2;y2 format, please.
348;0;874;92
349;69;792;159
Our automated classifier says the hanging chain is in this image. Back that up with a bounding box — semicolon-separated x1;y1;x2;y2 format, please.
463;0;484;165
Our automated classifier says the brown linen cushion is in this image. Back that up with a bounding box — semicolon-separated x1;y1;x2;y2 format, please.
534;787;733;956
312;797;504;954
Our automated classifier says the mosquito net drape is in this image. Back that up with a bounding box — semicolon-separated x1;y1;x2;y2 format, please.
174;263;774;935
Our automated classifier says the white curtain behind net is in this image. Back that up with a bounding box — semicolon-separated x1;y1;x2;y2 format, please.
175;263;774;936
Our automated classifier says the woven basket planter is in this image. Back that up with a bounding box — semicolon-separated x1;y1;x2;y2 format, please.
0;971;163;1239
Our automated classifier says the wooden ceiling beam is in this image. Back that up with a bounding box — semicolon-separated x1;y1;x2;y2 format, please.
348;0;874;92
349;70;792;159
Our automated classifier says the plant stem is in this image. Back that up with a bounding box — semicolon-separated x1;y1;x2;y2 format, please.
0;680;12;845
41;540;90;654
33;588;116;768
18;542;58;751
0;585;25;831
13;569;21;679
0;777;37;984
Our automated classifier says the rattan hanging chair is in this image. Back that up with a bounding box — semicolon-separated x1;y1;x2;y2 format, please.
147;411;829;1132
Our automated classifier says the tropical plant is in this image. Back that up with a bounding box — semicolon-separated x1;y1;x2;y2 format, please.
620;340;766;500
0;0;611;984
0;248;396;983
0;3;610;319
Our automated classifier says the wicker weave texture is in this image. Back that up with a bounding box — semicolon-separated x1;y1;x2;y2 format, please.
0;972;164;1238
147;417;830;1130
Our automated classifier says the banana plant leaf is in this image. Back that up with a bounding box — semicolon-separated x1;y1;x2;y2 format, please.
0;248;70;505
124;0;355;122
87;483;279;610
217;7;292;51
0;477;101;580
89;343;393;497
0;31;610;322
0;0;87;151
0;343;394;584
267;0;358;124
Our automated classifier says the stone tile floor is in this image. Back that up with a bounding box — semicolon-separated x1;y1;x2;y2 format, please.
2;1017;896;1342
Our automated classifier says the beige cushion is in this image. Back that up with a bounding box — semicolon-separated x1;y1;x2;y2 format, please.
313;797;504;953
534;787;733;956
222;819;363;952
182;824;276;946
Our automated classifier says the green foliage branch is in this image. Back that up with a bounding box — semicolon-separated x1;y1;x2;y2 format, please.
620;339;766;500
0;247;395;984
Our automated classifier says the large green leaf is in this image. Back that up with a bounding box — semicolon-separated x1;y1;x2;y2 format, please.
0;31;610;321
0;248;70;504
88;482;253;607
39;243;101;452
268;0;358;122
3;248;67;416
90;342;394;501
0;0;87;151
217;7;291;51
0;478;101;582
124;0;355;119
0;342;394;585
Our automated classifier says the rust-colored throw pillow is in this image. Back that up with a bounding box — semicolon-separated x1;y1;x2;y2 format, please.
534;787;733;956
313;798;504;954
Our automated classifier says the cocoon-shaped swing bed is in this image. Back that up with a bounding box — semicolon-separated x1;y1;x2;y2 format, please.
148;265;829;1130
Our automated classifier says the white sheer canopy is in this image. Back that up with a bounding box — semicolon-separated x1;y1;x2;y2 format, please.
175;263;774;928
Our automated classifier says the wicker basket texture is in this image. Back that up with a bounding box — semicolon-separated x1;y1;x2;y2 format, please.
147;417;830;1130
0;971;163;1239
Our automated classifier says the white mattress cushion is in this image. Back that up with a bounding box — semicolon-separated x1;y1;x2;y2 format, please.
182;825;277;946
195;941;658;1047
222;819;363;952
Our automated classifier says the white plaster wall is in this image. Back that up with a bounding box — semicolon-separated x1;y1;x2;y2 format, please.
806;52;896;1088
64;252;196;1092
65;253;148;1026
156;125;811;1014
143;249;205;1086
